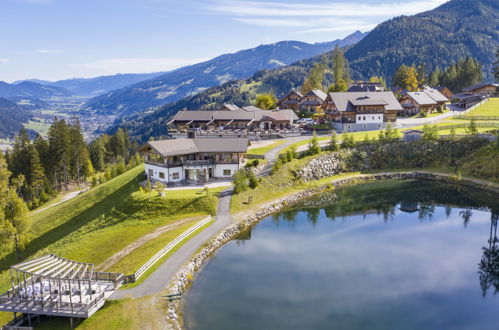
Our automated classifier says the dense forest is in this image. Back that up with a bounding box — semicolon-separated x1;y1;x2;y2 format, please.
0;98;32;138
346;0;498;81
6;120;140;209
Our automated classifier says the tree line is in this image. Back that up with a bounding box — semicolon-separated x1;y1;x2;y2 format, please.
5;118;139;209
392;57;484;92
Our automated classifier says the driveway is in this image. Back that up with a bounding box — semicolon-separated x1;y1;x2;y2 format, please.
111;188;234;299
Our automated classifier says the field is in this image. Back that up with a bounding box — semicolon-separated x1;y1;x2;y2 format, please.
462;98;499;117
0;165;223;325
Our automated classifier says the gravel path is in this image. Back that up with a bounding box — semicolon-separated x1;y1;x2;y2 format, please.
111;188;233;299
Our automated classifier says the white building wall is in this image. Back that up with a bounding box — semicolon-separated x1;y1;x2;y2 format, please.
145;163;183;183
356;114;383;124
214;164;240;178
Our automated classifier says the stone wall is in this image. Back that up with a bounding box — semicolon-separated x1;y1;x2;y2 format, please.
166;171;499;329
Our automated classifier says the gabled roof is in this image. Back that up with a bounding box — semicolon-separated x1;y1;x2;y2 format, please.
463;83;499;92
406;92;438;105
145;137;250;157
280;90;303;99
305;89;327;101
222;103;240;111
422;86;449;102
327;92;402;111
169;109;298;123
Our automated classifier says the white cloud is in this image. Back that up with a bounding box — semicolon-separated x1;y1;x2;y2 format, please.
0;58;9;64
208;0;447;18
36;49;63;54
207;0;448;34
70;57;209;76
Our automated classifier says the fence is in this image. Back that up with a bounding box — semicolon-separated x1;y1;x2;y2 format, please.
127;215;213;282
432;122;499;131
453;116;499;121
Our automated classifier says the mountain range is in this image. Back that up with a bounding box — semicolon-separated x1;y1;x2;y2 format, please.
107;0;499;142
17;72;167;97
83;31;367;116
0;81;71;99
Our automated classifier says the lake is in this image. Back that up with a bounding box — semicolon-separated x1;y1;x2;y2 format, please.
184;180;499;330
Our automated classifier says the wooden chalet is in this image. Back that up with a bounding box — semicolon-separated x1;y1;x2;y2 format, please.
298;89;327;113
462;83;499;97
323;92;401;132
277;91;302;110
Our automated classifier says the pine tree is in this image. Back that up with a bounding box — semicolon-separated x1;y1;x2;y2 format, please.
467;118;478;136
69;119;87;183
392;65;409;88
48;118;71;189
495;47;499;83
330;45;351;84
307;131;321;155
329;131;338;151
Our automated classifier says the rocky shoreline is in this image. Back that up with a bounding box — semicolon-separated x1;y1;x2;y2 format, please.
165;171;499;329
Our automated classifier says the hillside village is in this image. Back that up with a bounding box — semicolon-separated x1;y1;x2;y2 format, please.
0;0;498;329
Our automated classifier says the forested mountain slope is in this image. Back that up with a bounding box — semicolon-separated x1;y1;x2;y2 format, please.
346;0;499;80
84;31;366;116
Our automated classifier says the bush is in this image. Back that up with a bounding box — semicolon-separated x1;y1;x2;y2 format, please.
233;170;249;194
341;133;355;149
418;111;428;118
248;171;259;189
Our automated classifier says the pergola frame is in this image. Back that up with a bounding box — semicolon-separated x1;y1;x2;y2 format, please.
0;254;123;320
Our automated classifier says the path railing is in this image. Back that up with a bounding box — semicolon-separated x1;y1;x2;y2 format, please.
126;215;213;283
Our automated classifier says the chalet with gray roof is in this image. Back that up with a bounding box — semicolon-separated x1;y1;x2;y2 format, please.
347;82;385;92
298;89;328;113
399;91;438;116
139;137;249;184
462;83;499;97
323;91;401;132
277;90;303;110
168;107;298;132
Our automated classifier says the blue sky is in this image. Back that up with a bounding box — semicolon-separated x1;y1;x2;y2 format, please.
0;0;447;82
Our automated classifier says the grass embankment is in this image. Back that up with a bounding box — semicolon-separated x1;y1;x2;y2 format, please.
0;165;222;325
459;143;499;181
37;297;169;330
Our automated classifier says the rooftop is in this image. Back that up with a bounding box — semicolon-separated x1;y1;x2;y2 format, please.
327;92;402;112
145;137;250;157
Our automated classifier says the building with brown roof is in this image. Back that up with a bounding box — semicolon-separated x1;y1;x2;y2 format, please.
139;137;250;184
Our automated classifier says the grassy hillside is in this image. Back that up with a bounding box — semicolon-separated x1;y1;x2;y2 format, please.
459;142;499;181
0;164;221;325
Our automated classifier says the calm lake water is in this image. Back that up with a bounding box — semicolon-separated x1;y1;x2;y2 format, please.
184;180;499;330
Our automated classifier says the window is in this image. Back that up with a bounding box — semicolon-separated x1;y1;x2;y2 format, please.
172;172;179;179
159;172;165;179
223;169;231;176
364;125;367;128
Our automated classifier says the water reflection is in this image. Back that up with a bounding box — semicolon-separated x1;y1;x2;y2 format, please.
479;211;499;297
185;180;499;330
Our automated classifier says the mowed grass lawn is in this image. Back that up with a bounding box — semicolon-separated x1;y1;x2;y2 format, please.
463;98;499;116
0;164;223;325
247;140;288;156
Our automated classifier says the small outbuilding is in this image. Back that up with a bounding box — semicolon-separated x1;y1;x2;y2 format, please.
403;129;423;141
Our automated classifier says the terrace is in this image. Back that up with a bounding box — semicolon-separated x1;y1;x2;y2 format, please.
0;255;123;322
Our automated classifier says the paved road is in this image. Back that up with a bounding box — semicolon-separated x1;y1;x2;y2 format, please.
111;188;233;299
258;135;317;177
395;108;467;129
